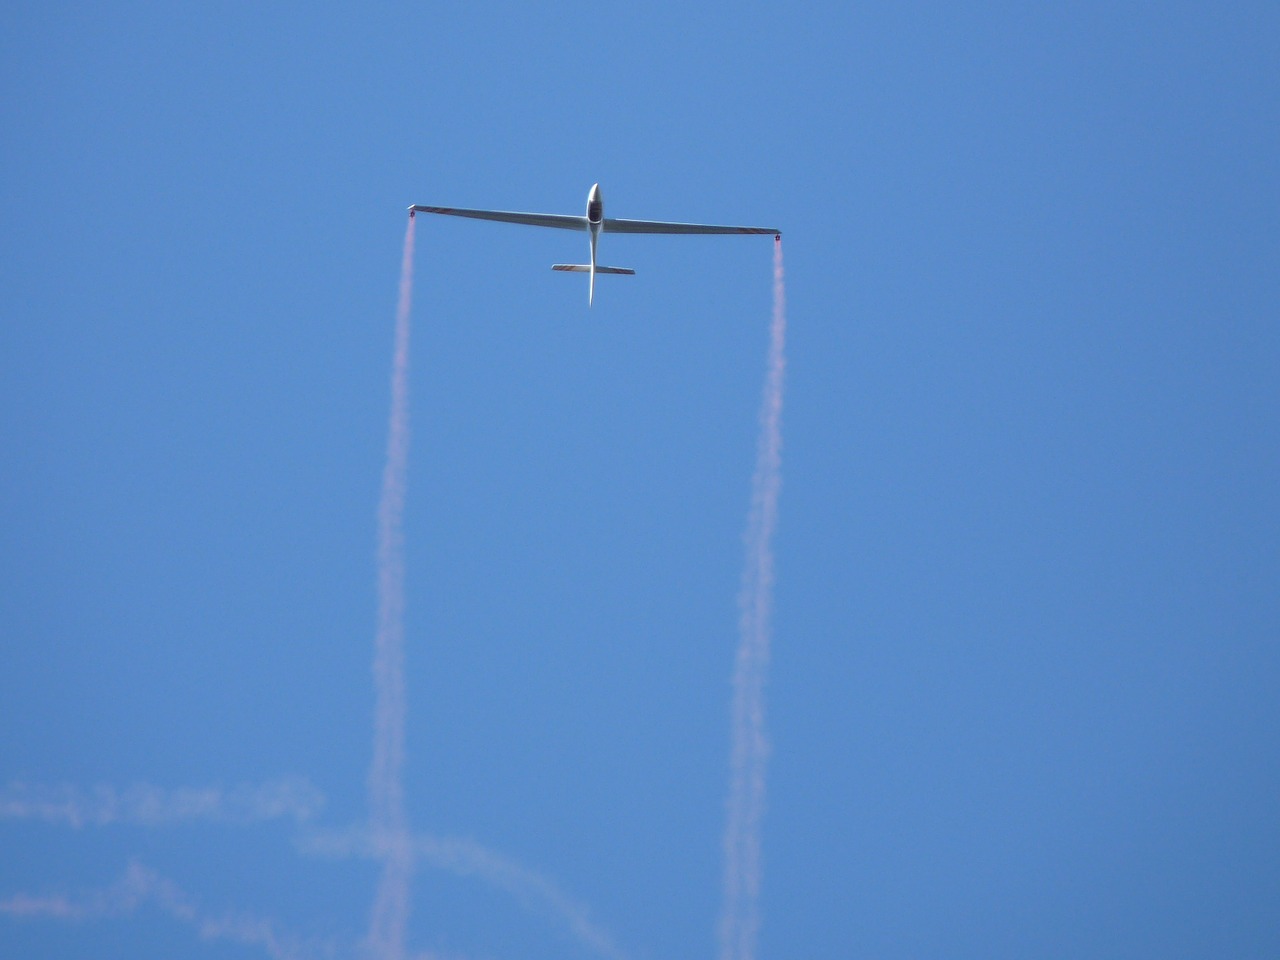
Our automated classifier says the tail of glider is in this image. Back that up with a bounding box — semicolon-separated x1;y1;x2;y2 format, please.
552;263;635;306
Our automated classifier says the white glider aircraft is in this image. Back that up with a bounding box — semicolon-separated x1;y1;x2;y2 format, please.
410;183;779;306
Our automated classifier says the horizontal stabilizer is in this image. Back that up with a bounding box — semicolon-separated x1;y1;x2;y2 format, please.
552;264;635;275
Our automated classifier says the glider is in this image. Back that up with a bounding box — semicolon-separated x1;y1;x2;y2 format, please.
410;183;779;306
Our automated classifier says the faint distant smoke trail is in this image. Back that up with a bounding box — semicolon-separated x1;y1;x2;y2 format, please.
303;828;628;960
1;861;317;960
368;213;417;960
0;778;323;827
720;237;786;960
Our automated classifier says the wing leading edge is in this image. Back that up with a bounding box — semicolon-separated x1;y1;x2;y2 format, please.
407;207;777;236
409;205;586;231
602;218;778;236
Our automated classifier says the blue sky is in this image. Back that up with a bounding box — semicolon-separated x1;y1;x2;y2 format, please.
2;2;1278;958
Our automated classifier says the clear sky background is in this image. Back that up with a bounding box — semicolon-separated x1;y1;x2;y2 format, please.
2;2;1278;958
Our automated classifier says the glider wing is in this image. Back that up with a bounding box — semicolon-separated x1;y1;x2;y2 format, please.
410;206;587;231
602;218;778;236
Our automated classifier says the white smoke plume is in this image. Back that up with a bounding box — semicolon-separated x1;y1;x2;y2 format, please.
304;828;625;960
0;778;323;828
719;238;787;960
0;861;322;960
367;213;418;960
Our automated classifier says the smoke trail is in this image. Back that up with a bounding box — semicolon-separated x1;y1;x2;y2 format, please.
1;862;318;960
303;828;627;960
414;836;624;960
368;213;417;960
409;835;625;960
719;238;786;960
0;861;195;923
0;778;323;828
